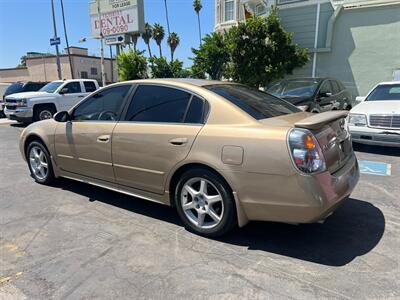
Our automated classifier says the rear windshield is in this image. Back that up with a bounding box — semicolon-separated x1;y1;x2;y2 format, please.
5;83;24;95
268;80;319;98
366;84;400;101
205;84;300;120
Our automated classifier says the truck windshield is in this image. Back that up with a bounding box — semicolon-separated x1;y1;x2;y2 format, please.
366;84;400;101
40;82;63;93
205;84;300;120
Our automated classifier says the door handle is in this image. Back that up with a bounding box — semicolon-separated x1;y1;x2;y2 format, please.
78;95;85;98
97;135;110;143
169;137;188;146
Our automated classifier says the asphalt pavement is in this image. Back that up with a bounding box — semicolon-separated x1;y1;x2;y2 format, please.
0;122;399;299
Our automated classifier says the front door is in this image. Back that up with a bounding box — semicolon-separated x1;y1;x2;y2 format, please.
317;80;335;112
54;84;132;182
112;84;207;194
58;81;88;111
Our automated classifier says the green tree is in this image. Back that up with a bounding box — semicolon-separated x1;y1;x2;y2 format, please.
152;23;165;58
117;49;147;81
227;10;309;88
193;0;202;46
141;23;153;58
191;32;229;80
149;56;187;78
167;32;180;61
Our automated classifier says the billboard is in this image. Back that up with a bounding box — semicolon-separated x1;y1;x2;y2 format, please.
89;0;145;38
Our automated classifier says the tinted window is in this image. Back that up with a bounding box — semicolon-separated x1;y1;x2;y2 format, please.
319;81;333;94
5;83;24;96
206;84;300;120
330;80;341;94
73;85;131;121
84;81;97;93
268;80;319;98
366;84;400;101
40;81;63;93
185;96;205;124
125;85;191;123
63;82;82;94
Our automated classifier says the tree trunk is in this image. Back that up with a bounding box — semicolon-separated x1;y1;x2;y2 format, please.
147;44;152;58
159;45;163;58
171;51;174;62
197;13;202;46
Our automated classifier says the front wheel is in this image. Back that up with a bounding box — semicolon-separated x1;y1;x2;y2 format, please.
175;168;237;237
27;141;55;185
34;106;56;121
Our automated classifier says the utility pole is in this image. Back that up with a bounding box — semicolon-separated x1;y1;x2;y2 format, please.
50;0;62;79
109;45;114;83
60;0;74;79
97;0;106;86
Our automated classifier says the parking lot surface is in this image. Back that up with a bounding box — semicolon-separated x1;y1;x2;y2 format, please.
1;122;399;299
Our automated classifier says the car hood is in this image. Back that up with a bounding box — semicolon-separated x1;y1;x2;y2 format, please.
351;101;400;115
5;91;51;100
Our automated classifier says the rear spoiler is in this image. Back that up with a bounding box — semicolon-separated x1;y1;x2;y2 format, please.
295;111;348;130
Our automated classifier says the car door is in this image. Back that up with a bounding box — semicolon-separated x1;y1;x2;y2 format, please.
112;84;207;194
317;80;334;111
58;82;88;111
54;84;133;182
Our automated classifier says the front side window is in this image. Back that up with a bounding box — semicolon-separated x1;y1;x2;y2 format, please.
206;84;300;120
125;85;192;123
73;85;131;121
319;81;333;95
366;84;400;101
224;0;234;21
39;81;63;93
330;80;341;94
62;82;82;94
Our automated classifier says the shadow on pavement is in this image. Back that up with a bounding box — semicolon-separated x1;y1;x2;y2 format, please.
354;143;400;157
10;122;29;128
56;179;385;267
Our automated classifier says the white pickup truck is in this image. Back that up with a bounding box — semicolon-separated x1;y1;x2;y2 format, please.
4;79;99;123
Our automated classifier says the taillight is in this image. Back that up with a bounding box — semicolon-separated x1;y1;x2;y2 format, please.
288;128;326;174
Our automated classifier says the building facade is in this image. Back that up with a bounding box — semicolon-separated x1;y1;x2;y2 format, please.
215;0;400;96
0;47;117;85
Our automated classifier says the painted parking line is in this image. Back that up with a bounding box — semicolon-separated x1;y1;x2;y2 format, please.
358;160;392;176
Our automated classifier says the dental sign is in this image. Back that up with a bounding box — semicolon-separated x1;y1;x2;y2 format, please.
89;0;144;38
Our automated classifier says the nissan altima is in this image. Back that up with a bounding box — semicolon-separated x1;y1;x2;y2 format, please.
19;79;359;237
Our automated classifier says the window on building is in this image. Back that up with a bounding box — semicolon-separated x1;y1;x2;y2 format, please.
81;71;88;79
91;67;98;75
255;3;266;16
224;0;234;22
125;85;192;123
73;85;131;121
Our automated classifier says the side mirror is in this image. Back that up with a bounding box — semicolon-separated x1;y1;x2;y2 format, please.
355;96;366;103
59;87;68;95
54;111;71;122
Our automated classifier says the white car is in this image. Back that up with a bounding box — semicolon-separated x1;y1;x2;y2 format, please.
4;79;99;123
348;81;400;147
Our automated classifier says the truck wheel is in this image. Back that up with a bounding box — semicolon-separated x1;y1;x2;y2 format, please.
34;106;56;121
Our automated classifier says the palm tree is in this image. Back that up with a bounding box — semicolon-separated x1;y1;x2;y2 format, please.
131;33;140;51
141;23;153;58
152;23;165;58
163;0;171;37
167;32;180;61
193;0;203;45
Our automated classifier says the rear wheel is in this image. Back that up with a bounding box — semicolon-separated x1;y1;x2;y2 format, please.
175;168;236;237
34;105;56;121
27;141;55;185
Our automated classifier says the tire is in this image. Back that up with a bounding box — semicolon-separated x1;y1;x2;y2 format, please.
34;105;56;122
26;141;55;185
175;168;236;237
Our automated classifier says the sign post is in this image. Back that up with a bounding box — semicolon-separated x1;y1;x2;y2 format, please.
50;0;62;80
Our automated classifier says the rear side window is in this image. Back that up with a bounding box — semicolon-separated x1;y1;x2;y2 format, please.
184;96;205;124
63;82;82;94
73;85;131;121
205;84;300;120
84;81;97;93
125;85;192;123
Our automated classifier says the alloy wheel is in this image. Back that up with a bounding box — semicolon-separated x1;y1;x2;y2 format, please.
181;177;224;229
39;110;53;120
29;146;48;180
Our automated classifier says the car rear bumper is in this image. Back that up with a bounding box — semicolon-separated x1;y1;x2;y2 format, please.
231;153;359;224
4;107;33;122
349;126;400;147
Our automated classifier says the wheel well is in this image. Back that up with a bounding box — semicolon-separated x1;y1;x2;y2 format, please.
24;134;49;158
345;105;352;110
168;163;233;207
33;103;57;114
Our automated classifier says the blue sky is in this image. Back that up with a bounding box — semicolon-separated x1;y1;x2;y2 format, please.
0;0;215;68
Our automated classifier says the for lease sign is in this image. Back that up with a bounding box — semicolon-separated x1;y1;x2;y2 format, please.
89;0;144;37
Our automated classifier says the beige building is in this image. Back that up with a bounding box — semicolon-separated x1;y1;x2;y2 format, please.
0;47;117;85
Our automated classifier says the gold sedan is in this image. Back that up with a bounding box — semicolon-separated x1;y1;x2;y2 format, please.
19;79;359;237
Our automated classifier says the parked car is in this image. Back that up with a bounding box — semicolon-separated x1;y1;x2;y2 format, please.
19;79;359;237
348;81;400;147
0;83;12;117
267;78;353;113
4;79;99;123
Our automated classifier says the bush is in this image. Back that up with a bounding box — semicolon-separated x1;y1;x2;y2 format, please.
117;49;147;81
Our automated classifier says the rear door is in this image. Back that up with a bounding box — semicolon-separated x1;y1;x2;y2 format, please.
112;84;206;194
